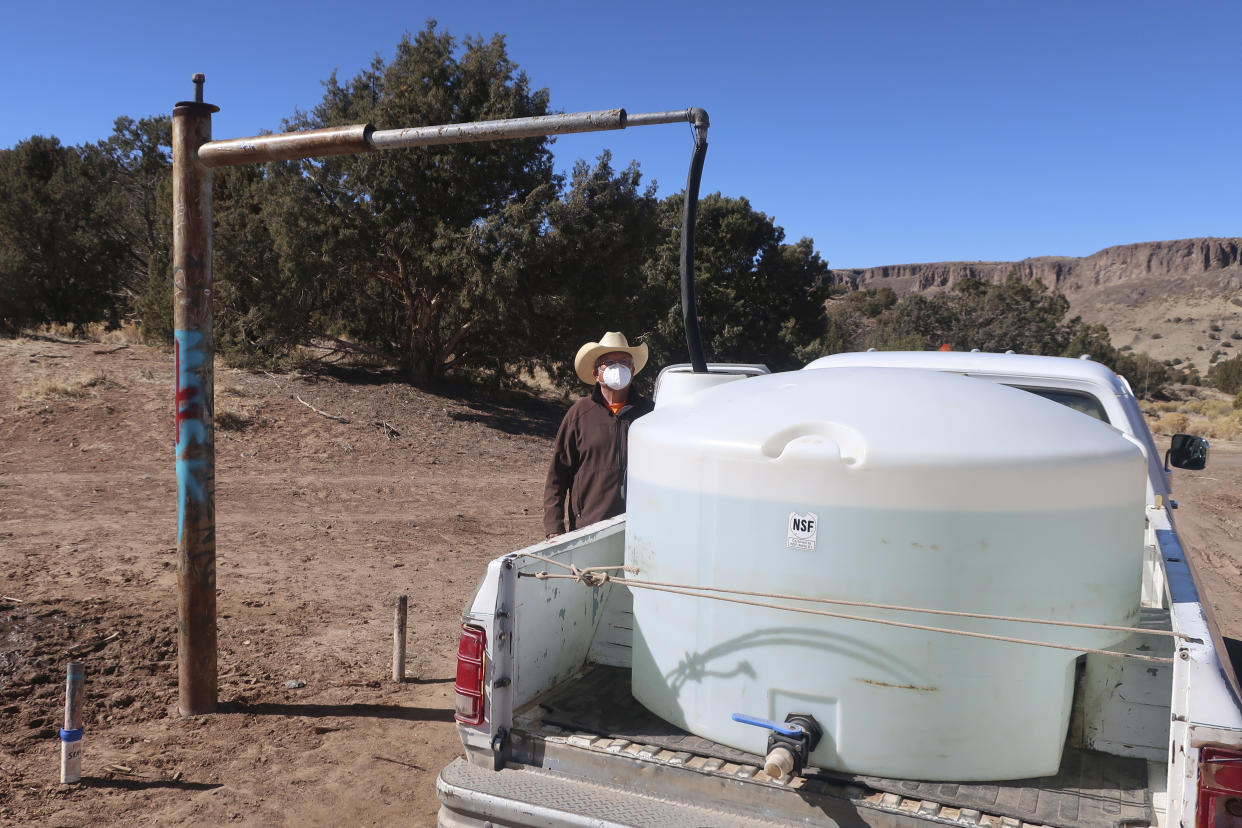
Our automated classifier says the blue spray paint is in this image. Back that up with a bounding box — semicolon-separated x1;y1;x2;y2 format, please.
175;329;209;544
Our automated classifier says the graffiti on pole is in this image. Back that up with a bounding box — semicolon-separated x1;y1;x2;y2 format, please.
174;329;209;546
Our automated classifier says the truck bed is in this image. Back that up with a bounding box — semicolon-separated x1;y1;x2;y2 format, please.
445;361;1242;827
507;665;1157;828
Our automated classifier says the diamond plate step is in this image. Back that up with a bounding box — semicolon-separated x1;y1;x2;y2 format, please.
437;757;823;827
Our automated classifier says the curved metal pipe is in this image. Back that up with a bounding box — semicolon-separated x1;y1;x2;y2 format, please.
680;114;710;373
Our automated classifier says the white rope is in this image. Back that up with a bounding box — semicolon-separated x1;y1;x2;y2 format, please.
518;556;1176;664
521;552;636;587
518;552;1189;641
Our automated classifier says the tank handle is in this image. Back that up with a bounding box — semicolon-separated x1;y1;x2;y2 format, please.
760;422;867;465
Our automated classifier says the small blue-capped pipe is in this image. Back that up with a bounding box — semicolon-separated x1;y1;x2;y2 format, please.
731;713;804;737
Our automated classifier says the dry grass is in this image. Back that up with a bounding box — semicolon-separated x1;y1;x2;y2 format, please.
214;383;261;431
1145;388;1242;440
28;321;142;344
1152;412;1191;435
20;372;110;401
1147;397;1234;418
96;322;141;345
1201;414;1242;441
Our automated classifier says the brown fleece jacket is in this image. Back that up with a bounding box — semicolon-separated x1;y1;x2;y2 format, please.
543;384;654;535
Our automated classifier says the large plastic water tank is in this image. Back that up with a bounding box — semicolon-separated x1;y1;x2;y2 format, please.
625;367;1146;781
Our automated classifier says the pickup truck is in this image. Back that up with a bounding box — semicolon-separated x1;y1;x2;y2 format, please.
437;351;1238;828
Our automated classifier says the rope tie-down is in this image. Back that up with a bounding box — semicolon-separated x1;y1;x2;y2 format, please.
518;553;1187;665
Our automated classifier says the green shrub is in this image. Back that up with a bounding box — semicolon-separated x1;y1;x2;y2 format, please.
1208;355;1242;394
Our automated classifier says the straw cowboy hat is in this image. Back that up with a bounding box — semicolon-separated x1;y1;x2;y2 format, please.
574;332;649;385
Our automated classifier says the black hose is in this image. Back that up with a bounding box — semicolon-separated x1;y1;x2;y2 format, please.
680;115;709;373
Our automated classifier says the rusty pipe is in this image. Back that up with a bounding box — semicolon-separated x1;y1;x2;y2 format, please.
172;86;219;717
368;108;627;150
195;108;709;169
196;108;651;168
198;124;374;168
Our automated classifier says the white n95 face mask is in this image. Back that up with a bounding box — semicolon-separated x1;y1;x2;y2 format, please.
600;364;632;391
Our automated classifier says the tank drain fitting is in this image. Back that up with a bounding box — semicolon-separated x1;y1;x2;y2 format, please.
731;712;824;779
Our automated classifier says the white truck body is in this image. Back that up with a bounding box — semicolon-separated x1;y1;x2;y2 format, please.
437;352;1242;828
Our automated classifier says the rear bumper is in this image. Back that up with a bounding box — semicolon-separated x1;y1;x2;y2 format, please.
436;756;852;827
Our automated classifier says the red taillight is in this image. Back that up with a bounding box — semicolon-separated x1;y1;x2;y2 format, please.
1198;747;1242;828
454;623;486;725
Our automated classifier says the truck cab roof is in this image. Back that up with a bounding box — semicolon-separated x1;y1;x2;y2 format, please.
803;350;1169;499
804;350;1133;395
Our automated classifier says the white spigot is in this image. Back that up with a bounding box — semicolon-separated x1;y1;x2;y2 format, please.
764;745;795;779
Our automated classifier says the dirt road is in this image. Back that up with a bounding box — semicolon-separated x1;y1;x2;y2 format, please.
1166;438;1242;637
1;337;1239;826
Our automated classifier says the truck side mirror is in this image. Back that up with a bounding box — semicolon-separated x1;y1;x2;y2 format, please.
1165;433;1209;471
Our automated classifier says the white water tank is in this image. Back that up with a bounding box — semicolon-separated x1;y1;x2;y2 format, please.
625;367;1146;781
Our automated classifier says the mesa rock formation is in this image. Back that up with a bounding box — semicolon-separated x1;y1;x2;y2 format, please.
830;238;1242;374
831;238;1242;296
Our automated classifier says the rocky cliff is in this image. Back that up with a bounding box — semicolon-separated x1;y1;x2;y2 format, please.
829;238;1242;375
831;238;1242;297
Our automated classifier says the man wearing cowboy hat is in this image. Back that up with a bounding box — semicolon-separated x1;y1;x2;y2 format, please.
544;332;654;538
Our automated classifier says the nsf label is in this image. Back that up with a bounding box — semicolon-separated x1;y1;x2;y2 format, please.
786;511;818;551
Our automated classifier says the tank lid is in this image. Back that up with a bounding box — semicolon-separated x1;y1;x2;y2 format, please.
628;368;1146;511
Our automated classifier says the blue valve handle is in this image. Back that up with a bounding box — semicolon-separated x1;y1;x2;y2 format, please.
731;713;804;737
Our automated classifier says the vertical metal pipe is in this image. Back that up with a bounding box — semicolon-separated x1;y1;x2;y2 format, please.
172;75;220;716
393;595;408;682
59;661;84;783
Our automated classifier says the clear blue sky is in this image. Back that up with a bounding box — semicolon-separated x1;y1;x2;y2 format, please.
2;1;1238;269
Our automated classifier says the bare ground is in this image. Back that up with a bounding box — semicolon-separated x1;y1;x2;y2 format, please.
1;337;1239;826
1071;278;1242;377
0;337;560;826
1166;436;1242;636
